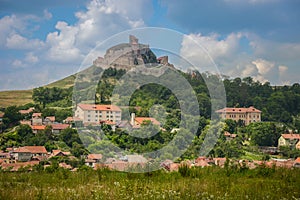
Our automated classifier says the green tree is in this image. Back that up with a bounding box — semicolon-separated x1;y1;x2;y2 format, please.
248;122;282;146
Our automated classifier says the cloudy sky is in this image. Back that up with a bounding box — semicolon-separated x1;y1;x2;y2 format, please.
0;0;299;90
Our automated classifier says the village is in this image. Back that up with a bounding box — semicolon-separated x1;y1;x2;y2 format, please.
0;103;300;172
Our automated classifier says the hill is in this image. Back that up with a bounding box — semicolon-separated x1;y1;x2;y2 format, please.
0;35;159;108
0;74;76;108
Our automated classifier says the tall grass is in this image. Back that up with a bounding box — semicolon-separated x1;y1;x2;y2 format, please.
0;166;299;199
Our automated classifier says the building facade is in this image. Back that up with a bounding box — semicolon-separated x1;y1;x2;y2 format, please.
75;104;122;125
216;106;261;125
278;133;300;149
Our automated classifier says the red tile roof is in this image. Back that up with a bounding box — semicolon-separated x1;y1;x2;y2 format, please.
216;106;261;113
51;124;70;130
32;113;42;117
45;116;55;122
134;117;160;126
295;157;300;163
1;161;39;171
281;134;300;140
87;154;103;160
0;112;4;118
20;120;31;125
19;107;34;114
31;125;46;130
13;146;47;154
78;104;121;112
52;150;71;156
64;116;82;123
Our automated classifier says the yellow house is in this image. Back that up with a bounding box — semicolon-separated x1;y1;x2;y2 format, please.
278;133;300;149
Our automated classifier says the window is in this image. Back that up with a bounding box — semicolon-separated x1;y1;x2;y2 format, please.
88;115;90;117
95;111;98;113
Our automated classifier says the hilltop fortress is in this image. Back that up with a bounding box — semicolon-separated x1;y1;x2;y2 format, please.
93;35;173;70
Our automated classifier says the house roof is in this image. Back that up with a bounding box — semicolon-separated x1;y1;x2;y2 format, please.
101;120;116;125
52;150;70;156
134;117;160;126
31;125;46;130
20;120;31;125
64;116;82;122
126;155;147;163
87;154;103;160
19;107;34;115
45;116;55;122
0;112;4;118
216;106;261;113
281;134;300;140
51;124;69;130
13;146;47;154
32;113;42;117
78;104;121;112
294;157;300;163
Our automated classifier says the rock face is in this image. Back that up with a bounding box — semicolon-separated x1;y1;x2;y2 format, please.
93;35;158;70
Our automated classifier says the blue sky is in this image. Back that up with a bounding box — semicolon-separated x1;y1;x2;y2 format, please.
0;0;299;90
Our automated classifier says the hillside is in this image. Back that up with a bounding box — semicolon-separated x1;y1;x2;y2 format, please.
0;90;33;108
0;74;76;108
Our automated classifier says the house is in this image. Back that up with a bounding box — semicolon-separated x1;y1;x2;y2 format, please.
278;133;300;149
32;113;43;125
30;125;46;134
85;154;103;167
0;151;10;163
44;116;55;125
51;150;71;157
20;120;31;125
51;124;70;134
1;161;39;171
19;107;34;115
294;157;300;168
224;131;237;141
216;106;261;125
63;116;82;125
130;113;160;128
75;104;122;125
11;146;47;162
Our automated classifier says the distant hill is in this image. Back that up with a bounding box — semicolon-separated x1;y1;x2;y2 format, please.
0;35;162;108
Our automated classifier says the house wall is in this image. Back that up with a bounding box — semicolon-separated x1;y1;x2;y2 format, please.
75;106;122;124
278;136;288;147
218;111;261;125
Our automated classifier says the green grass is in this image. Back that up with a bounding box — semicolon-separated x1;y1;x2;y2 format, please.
0;166;299;200
45;75;76;89
241;151;263;161
0;75;76;108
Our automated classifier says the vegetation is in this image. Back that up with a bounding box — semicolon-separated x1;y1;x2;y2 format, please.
0;166;299;199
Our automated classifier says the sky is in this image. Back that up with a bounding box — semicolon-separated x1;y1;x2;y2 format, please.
0;0;299;90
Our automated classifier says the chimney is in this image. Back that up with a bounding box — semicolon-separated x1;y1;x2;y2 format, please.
131;113;135;126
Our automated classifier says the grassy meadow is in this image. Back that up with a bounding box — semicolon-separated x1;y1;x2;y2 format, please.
0;166;299;200
0;90;33;108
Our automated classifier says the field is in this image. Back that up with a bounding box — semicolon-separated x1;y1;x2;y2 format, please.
0;90;33;108
0;75;76;108
0;166;299;200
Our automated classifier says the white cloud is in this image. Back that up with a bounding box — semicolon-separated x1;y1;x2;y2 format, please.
12;59;24;68
252;59;274;75
180;32;242;72
6;33;44;50
0;15;25;47
43;9;53;20
25;52;39;63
